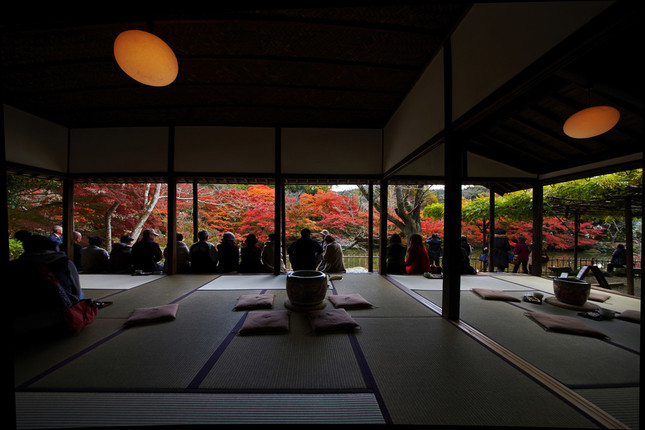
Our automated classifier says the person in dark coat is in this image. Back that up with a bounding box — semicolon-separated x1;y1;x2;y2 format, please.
189;230;218;273
287;228;323;271
238;233;263;273
110;234;135;273
493;229;512;272
131;229;163;273
386;233;406;274
426;233;442;266
216;232;240;273
607;244;626;272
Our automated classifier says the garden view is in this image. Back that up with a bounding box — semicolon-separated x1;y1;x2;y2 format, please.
7;170;641;295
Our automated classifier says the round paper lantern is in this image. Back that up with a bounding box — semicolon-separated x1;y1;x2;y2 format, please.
114;30;178;87
563;106;620;139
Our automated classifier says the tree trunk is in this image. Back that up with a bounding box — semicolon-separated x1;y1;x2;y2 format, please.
105;201;120;253
131;183;163;241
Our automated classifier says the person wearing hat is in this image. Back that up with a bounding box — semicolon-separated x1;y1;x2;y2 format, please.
238;233;263;273
132;229;163;273
110;234;135;273
216;232;239;273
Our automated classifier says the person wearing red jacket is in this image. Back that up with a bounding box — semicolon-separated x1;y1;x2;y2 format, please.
405;233;431;274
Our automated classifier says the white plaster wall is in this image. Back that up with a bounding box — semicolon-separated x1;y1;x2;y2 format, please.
175;126;275;173
383;53;444;174
4;105;69;173
281;128;382;175
69;127;169;174
451;1;613;121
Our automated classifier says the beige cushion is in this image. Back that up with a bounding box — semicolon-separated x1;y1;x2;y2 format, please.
616;309;640;323
125;303;178;327
328;294;373;309
472;288;520;302
234;294;275;310
588;292;611;302
307;308;359;332
238;311;289;335
525;311;608;338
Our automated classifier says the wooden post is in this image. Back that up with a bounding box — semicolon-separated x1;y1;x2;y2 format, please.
192;179;198;244
625;198;634;295
368;180;374;272
573;212;580;272
531;184;543;277
379;179;388;275
274;128;284;275
441;38;461;320
488;187;495;272
166;126;177;275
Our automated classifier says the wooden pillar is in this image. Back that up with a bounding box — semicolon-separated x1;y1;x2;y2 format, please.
368;180;374;272
531;184;544;276
573;212;580;272
62;177;74;259
441;38;461;320
625;198;634;295
274;128;284;275
166;126;177;275
488;187;495;272
378;179;388;275
192;179;199;243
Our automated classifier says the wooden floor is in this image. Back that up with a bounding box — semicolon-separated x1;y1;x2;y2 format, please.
12;272;641;428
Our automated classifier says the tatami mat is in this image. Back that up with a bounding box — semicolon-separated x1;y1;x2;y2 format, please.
198;273;290;290
13;272;640;428
15;392;386;427
79;274;165;289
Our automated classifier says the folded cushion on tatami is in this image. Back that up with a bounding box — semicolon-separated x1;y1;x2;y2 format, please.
588;292;611;302
328;294;373;309
472;288;520;302
234;294;275;310
307;308;359;332
124;303;178;327
616;309;640;323
238;310;289;335
525;311;608;338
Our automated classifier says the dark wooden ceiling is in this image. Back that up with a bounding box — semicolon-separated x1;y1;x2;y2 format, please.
1;2;643;184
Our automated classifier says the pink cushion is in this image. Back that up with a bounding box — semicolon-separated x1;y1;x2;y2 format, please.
307;308;359;332
472;288;520;302
328;294;373;309
125;303;178;327
525;311;607;338
238;311;289;335
234;294;275;310
616;309;640;323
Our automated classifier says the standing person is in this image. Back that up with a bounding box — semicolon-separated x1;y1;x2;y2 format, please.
49;225;63;251
386;233;406;274
132;229;163;273
512;236;530;274
287;228;323;271
426;233;442;267
406;233;431;274
238;233;263;273
493;228;512;272
81;236;110;273
189;230;218;273
261;233;286;273
317;235;346;273
110;234;135;273
71;231;83;271
607;244;626;272
165;233;191;273
216;232;239;273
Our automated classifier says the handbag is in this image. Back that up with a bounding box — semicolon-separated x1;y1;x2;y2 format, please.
63;299;98;332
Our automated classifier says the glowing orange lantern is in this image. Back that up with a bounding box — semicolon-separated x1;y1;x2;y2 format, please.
563;106;620;139
114;29;178;87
